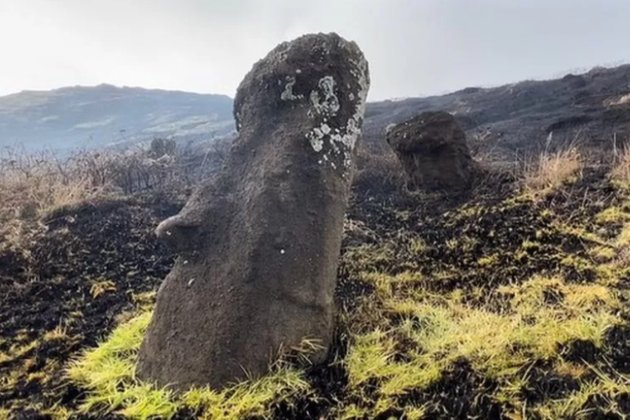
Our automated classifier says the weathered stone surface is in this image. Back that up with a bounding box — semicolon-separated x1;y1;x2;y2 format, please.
386;111;478;190
136;33;369;391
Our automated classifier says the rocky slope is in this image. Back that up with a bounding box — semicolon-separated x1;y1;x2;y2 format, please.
364;64;630;159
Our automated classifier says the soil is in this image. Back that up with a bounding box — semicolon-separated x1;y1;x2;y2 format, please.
0;194;182;417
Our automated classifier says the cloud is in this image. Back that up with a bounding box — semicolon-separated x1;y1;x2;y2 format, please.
0;0;629;100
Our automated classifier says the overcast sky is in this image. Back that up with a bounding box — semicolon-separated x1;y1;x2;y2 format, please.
1;0;629;101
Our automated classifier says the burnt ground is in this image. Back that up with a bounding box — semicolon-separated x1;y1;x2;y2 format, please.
0;194;182;418
341;167;630;419
297;165;630;419
2;166;630;418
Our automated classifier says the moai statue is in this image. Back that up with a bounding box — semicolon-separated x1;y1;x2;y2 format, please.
386;111;478;191
136;32;370;390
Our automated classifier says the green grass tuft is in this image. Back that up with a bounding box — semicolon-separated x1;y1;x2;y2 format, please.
67;311;310;420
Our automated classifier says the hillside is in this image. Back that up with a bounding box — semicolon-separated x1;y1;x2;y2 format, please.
364;64;630;158
0;85;234;151
1;64;629;155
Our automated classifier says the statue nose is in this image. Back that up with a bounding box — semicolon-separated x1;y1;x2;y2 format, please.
155;214;200;252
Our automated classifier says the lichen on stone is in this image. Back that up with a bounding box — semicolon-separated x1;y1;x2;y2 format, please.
280;76;303;101
310;76;340;116
304;53;369;170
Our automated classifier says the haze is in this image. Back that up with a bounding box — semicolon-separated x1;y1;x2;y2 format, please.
1;0;629;101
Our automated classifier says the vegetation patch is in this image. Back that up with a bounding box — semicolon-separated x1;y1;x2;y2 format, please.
522;147;582;198
67;312;312;420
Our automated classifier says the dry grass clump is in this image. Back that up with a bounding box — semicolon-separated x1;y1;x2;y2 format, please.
0;139;226;254
0;150;110;254
522;147;582;196
611;144;630;189
0;151;108;214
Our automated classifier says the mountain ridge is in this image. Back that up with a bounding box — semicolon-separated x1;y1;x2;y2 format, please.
0;84;234;151
2;64;630;155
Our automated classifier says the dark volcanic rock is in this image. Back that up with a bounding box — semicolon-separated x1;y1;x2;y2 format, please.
386;111;478;190
136;33;370;391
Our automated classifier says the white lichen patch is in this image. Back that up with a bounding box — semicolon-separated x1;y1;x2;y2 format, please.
308;132;324;152
280;76;304;101
305;55;369;171
310;76;340;116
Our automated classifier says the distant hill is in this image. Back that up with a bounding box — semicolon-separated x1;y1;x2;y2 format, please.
2;64;630;156
0;84;234;151
364;64;630;159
